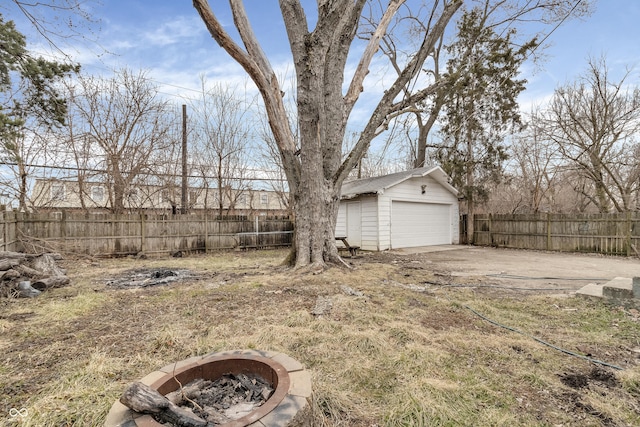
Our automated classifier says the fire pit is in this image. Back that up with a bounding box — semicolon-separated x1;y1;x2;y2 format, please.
105;350;312;427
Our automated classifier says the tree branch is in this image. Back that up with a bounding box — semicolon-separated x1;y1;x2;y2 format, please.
344;0;404;111
336;0;462;185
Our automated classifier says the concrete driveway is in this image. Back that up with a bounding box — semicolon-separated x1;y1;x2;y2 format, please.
392;245;640;290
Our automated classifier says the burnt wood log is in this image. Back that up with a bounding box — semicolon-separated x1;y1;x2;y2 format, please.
120;382;207;427
165;378;207;405
31;276;70;290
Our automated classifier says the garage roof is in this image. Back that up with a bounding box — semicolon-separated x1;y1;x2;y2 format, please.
340;165;458;199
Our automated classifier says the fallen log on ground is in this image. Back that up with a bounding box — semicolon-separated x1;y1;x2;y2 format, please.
120;382;207;427
32;276;70;290
0;251;70;297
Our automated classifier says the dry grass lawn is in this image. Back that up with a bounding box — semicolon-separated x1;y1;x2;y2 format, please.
1;248;639;426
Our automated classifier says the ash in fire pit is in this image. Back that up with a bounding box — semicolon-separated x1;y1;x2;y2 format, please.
165;373;273;425
105;268;193;289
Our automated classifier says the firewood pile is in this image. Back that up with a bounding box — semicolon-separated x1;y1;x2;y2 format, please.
0;251;70;298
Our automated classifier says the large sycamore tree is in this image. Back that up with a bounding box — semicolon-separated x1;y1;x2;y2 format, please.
193;0;462;268
192;0;588;268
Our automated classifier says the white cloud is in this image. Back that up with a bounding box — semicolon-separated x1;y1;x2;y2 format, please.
139;16;207;47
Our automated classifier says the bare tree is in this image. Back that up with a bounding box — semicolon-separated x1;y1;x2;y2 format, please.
369;0;593;170
188;78;254;216
65;69;176;214
540;57;640;212
506;116;562;213
255;104;293;215
3;0;96;56
0;130;56;211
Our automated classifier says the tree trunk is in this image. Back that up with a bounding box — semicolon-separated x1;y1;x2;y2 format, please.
466;194;475;245
289;80;344;268
465;114;475;245
18;159;27;211
290;175;341;268
109;160;126;214
77;175;87;212
113;181;126;214
414;114;427;168
414;95;444;169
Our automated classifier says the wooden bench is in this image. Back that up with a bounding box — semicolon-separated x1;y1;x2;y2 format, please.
335;237;360;257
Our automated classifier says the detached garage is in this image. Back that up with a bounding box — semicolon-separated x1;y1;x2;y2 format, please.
336;166;459;251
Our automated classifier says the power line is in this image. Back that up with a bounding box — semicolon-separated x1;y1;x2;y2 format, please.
535;0;584;51
0;161;288;183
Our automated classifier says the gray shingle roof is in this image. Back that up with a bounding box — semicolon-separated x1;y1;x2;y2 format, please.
340;166;457;199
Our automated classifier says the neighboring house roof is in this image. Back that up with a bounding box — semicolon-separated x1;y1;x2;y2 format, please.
340;166;458;199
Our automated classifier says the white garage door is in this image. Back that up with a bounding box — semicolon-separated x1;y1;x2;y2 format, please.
391;201;452;248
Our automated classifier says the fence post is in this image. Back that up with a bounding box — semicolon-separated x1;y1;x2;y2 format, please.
15;211;22;252
60;210;67;246
204;214;209;253
255;216;259;247
626;211;632;257
488;213;492;246
1;212;5;251
546;213;551;251
140;212;146;254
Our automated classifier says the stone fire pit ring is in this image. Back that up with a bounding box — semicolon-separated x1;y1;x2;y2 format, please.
105;349;312;427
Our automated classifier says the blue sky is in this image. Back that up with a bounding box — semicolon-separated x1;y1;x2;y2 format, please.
6;0;640;120
520;0;640;109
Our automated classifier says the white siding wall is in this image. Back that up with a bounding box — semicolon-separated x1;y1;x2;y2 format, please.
336;204;347;237
451;203;460;244
336;196;379;251
359;196;378;251
377;194;392;250
385;176;454;203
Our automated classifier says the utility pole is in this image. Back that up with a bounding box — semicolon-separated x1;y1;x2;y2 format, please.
181;104;188;214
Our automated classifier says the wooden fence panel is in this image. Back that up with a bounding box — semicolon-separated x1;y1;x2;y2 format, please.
0;211;18;252
5;210;639;257
8;212;293;256
474;212;640;256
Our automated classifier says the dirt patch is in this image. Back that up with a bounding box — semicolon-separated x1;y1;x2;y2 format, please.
560;366;621;390
560;372;590;389
105;268;196;289
556;366;623;426
560;391;617;426
589;366;620;388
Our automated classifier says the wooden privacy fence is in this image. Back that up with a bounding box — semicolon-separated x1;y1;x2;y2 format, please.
474;213;640;256
0;211;293;256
